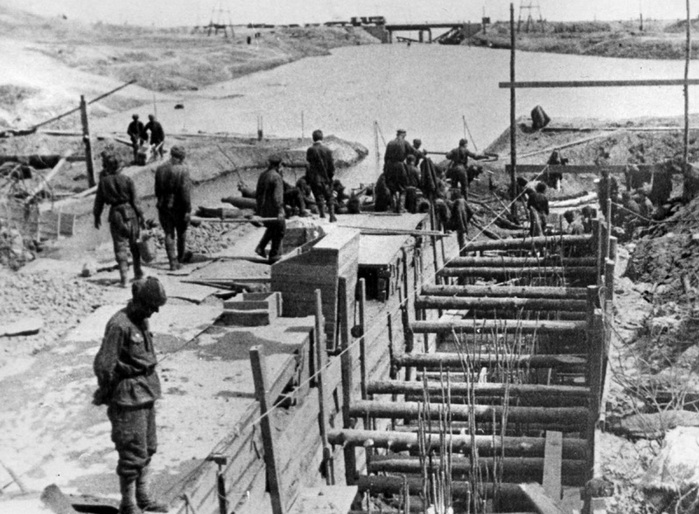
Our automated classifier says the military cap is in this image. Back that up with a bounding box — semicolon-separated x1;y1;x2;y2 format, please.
396;129;406;135
268;154;283;166
132;277;167;308
170;146;186;159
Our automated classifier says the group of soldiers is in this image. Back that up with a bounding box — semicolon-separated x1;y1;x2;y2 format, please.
253;129;338;262
372;130;493;247
94;143;192;287
127;114;166;163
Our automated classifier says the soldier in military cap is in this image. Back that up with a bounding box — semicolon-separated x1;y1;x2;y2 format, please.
93;277;169;514
255;154;286;263
94;151;145;287
154;145;192;270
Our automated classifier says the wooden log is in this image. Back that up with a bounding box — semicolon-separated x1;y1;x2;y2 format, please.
329;429;587;459
191;215;277;224
459;309;587;321
357;279;367;400
393;352;586;370
438;266;597;279
337;226;448;237
367;455;587;486
79;95;96;188
415;295;587;312
446;256;597;268
249;346;284;514
499;78;699;88
461;234;592;253
350;399;588;425
31;79;137;131
339;277;357;486
358;475;529;505
420;284;588;300
410;319;586;335
367;380;590;403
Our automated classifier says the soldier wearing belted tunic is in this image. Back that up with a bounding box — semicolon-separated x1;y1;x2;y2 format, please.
93;277;168;514
94;151;145;287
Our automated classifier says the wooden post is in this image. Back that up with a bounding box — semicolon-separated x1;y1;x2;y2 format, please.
339;281;357;485
249;346;284;514
314;290;334;485
586;311;604;482
509;2;517;218
684;0;692;199
606;198;613;260
79;95;96;188
358;278;368;400
609;236;618;263
604;259;615;314
543;431;563;502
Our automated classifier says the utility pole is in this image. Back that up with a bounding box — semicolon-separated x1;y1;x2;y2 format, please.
684;0;692;199
510;3;517;218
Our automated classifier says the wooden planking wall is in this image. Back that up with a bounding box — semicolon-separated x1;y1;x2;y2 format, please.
272;228;360;348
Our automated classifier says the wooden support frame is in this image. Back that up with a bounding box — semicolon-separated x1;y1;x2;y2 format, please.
314;290;334;485
499;78;699;89
249;346;285;514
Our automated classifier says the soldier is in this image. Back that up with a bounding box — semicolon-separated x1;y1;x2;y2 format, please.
94;151;145;287
144;114;165;159
446;138;488;200
384;129;416;213
306;129;336;222
154;146;192;271
527;182;549;236
597;168;619;221
127;114;145;164
93;277;169;514
412;138;426;166
255;155;286;263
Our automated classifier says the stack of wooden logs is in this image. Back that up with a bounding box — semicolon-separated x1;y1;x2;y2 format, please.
329;220;616;513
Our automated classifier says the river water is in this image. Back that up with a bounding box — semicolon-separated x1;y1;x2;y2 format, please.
95;43;699;186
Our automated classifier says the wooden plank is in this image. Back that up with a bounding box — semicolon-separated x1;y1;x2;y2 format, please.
499;78;699;88
249;346;285;514
518;483;566;514
288;486;358;514
0;317;43;337
543;431;563;502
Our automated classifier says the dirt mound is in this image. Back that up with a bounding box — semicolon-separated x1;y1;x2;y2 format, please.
626;194;699;302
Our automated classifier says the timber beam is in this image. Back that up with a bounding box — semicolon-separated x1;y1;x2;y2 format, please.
410;319;586;335
393;352;587;370
415;295;588;312
506;164;679;176
368;455;587;487
462;234;592;253
445;256;597;267
420;284;589;300
499;78;699;88
367;380;590;403
328;429;588;459
350;399;588;425
438;266;597;279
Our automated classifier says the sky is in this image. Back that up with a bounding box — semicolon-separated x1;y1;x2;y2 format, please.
2;0;696;27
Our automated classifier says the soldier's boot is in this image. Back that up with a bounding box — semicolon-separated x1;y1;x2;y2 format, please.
164;236;180;271
132;246;144;280
318;201;326;219
119;476;143;514
176;232;187;263
136;466;168;513
328;201;337;223
118;261;129;288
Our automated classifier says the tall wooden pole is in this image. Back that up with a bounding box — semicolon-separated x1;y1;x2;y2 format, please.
684;0;692;199
509;3;517;218
79;95;96;188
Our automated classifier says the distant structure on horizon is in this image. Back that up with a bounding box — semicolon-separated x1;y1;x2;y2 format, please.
518;0;544;33
192;1;235;37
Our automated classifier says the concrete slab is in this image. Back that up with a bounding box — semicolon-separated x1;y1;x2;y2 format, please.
64;304;222;344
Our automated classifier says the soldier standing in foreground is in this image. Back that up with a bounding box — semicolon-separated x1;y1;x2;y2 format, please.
154;146;192;271
93;277;168;514
255;155;286;263
306;129;337;222
94;151;145;287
